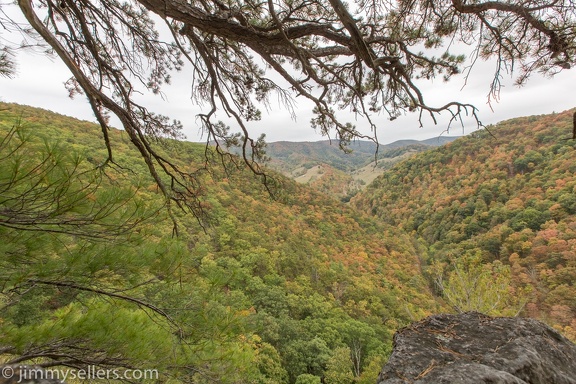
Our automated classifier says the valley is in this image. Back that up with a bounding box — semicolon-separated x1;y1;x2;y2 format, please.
262;137;458;201
0;102;575;383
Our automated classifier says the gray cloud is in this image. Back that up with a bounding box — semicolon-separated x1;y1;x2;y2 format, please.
1;45;575;145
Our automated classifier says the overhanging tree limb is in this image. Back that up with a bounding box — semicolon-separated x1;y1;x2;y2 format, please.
7;0;576;212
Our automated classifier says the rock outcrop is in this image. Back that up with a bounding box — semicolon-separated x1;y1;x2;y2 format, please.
378;312;576;384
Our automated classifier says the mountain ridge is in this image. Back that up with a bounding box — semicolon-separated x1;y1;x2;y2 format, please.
262;136;459;200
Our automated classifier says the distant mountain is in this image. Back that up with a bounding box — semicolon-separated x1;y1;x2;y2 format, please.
263;136;459;200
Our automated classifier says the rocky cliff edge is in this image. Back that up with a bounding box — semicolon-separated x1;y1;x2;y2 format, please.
378;312;576;384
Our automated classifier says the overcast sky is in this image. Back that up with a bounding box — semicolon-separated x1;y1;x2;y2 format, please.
1;35;576;144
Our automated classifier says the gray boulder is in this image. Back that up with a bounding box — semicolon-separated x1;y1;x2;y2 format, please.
378;312;576;384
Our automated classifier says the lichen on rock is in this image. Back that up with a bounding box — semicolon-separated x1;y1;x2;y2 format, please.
378;312;576;384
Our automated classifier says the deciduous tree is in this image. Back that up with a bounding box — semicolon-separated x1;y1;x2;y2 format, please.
431;251;529;316
324;347;354;384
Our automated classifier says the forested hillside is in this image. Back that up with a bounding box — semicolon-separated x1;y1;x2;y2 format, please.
3;0;576;380
0;103;439;383
353;109;576;341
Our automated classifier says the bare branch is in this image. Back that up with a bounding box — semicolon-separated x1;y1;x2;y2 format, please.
8;0;575;211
